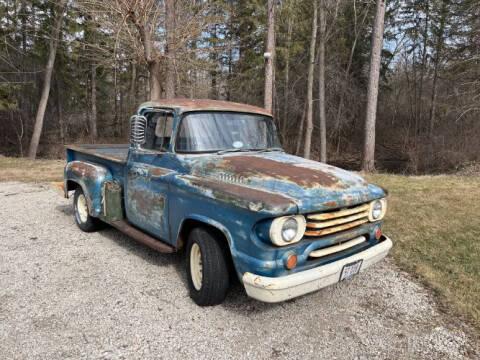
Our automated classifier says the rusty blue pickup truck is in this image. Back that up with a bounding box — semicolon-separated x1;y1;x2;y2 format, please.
61;99;392;306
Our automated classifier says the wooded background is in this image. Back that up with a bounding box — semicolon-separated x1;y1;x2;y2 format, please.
0;0;478;173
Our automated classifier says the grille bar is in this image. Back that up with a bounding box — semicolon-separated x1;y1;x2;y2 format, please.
306;211;369;229
307;203;369;221
305;203;370;237
305;218;368;237
309;236;366;258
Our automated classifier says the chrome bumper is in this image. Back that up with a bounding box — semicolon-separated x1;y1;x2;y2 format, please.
242;235;392;303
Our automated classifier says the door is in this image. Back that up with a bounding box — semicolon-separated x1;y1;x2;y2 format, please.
125;110;175;243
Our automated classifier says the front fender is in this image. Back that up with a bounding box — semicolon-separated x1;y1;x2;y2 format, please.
64;161;113;217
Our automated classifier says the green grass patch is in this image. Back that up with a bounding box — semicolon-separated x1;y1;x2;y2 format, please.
366;173;480;328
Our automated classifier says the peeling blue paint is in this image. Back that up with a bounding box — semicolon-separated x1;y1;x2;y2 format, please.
64;103;388;282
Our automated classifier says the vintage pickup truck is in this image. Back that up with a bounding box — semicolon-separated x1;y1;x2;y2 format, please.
61;99;392;306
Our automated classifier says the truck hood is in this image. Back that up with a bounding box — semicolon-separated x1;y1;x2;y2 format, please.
182;152;385;214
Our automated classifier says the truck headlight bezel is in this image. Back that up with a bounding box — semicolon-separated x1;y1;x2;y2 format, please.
270;215;306;246
368;198;387;222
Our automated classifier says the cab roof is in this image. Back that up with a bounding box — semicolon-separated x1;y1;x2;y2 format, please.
139;98;272;116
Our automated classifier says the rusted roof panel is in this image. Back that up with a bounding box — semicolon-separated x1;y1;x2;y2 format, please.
139;98;272;116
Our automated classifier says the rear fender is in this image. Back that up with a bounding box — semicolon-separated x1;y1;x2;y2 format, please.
64;161;113;217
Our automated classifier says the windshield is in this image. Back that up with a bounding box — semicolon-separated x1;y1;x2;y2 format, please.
175;112;282;153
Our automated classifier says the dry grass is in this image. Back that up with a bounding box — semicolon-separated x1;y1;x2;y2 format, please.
0;156;64;182
366;173;480;329
1;156;478;328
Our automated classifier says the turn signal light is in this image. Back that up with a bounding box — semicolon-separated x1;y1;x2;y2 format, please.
285;254;297;270
375;227;382;240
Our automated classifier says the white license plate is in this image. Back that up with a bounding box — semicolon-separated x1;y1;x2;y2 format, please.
340;260;363;281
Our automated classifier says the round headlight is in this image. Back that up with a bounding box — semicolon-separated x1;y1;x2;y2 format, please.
270;215;306;246
368;199;387;222
282;218;298;242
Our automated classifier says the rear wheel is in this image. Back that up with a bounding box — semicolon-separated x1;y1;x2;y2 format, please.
73;187;102;232
186;227;230;306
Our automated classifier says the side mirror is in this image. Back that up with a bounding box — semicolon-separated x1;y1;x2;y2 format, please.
130;115;147;147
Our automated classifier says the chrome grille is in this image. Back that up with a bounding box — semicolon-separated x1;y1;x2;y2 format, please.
305;203;369;237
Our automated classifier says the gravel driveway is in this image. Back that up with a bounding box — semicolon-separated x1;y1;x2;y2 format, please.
1;182;478;359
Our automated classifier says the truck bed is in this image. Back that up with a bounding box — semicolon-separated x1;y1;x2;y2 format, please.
66;144;129;164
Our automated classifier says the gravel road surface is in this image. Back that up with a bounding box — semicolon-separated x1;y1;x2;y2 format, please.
0;182;478;359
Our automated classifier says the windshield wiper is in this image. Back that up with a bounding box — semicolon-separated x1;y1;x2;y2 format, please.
216;148;259;155
255;148;284;153
216;148;284;155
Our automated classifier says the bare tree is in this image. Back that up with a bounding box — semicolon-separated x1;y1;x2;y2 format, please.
429;0;447;138
130;61;137;115
334;0;369;136
318;0;327;162
27;1;66;159
165;0;176;98
91;63;98;140
264;0;275;112
282;13;293;136
303;0;317;159
126;2;163;99
362;0;386;171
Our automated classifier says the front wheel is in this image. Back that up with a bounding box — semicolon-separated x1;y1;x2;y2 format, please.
186;227;230;306
73;187;102;232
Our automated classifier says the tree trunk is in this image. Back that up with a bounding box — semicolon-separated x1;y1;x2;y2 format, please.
21;0;27;53
303;1;317;159
27;2;65;159
129;11;161;100
417;2;430;131
210;25;218;99
318;0;327;163
429;1;447;138
362;0;386;172
264;0;275;112
296;102;308;155
55;74;65;144
91;63;98;140
282;16;292;137
148;61;162;99
165;0;176;99
334;3;369;135
130;61;137;114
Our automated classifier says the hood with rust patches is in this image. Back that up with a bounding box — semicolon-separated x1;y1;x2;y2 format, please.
182;152;385;214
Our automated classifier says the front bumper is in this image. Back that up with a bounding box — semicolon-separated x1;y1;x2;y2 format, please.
242;235;392;303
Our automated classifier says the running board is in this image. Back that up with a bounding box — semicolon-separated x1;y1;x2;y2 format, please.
109;220;175;253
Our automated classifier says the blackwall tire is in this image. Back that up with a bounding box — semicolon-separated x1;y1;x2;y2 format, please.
186;227;230;306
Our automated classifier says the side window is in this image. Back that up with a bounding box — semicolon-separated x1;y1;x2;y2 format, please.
143;112;174;151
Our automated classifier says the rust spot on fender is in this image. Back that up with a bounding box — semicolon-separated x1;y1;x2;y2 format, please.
323;200;339;209
69;161;100;179
149;167;172;178
186;177;297;213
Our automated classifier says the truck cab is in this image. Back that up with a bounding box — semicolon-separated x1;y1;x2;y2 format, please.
63;99;392;306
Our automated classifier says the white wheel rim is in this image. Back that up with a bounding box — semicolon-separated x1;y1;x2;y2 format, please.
76;193;88;223
190;243;203;290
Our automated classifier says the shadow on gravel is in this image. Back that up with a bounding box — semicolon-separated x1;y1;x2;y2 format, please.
54;203;268;308
94;226;188;284
55;202;188;284
221;284;297;314
55;204;74;216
